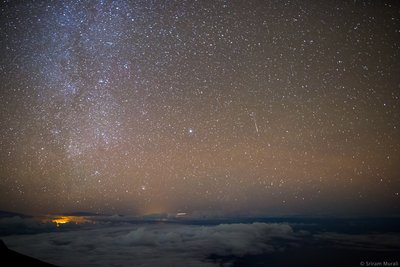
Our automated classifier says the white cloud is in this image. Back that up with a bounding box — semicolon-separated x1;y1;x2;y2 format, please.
2;222;296;267
3;217;400;267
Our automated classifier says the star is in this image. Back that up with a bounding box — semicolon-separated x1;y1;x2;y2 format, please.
0;0;398;216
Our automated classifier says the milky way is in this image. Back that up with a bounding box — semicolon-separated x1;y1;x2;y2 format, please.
0;0;399;215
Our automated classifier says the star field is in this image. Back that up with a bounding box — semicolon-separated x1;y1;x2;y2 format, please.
0;0;399;216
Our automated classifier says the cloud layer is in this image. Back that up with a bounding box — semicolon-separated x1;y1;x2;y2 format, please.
2;217;400;267
2;222;296;267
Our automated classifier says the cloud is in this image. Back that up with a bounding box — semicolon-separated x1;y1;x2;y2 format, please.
315;232;400;251
119;222;295;256
3;217;400;267
2;222;297;267
0;216;57;235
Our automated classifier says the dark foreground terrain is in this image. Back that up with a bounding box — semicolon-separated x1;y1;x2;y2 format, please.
0;239;57;267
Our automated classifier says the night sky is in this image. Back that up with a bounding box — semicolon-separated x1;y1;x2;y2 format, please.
0;0;399;216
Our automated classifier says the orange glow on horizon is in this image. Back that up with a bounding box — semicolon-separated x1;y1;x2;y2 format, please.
42;216;93;227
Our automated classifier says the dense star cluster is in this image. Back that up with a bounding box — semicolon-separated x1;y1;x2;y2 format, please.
0;0;399;215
